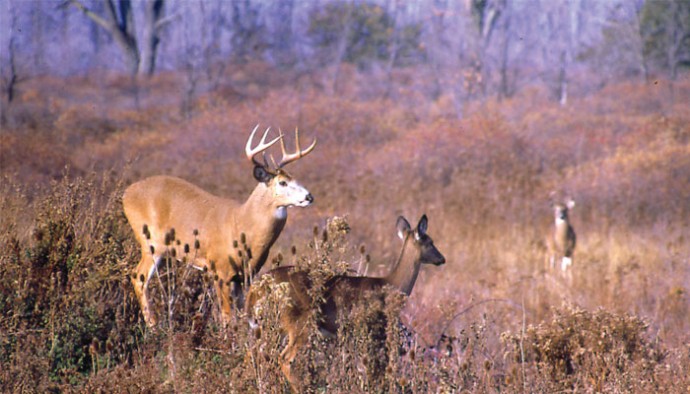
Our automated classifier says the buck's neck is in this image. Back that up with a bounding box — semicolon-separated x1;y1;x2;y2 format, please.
241;182;289;222
235;183;288;268
384;236;422;296
554;217;569;239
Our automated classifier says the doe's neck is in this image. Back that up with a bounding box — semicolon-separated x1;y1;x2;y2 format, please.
384;235;422;296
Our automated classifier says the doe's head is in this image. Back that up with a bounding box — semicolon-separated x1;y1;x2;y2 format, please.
397;214;445;266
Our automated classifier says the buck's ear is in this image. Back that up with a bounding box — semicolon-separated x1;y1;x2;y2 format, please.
396;216;411;240
416;214;428;237
253;166;274;183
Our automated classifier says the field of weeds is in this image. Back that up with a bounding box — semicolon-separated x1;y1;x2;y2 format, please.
1;64;689;392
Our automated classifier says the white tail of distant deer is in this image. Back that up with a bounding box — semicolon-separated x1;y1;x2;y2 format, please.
245;215;445;391
123;125;316;326
546;193;576;278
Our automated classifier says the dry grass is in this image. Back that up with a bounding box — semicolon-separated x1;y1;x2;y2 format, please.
1;64;689;392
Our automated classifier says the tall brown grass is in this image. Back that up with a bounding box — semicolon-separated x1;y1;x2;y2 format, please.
1;64;688;392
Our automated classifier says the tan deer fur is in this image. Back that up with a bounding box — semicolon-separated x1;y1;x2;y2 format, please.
546;197;576;275
123;126;316;326
245;215;445;391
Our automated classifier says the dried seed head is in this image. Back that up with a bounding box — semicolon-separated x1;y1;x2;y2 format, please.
184;244;190;254
366;254;371;263
210;261;216;272
164;233;171;246
214;274;219;282
139;274;145;283
246;248;252;260
313;226;319;237
171;248;177;258
360;245;366;254
142;224;150;238
90;338;100;354
291;245;297;256
240;233;246;245
238;250;243;258
409;348;416;361
321;229;328;243
176;240;181;246
149;245;155;255
131;272;137;279
254;327;262;340
194;239;200;250
233;240;239;248
169;228;176;241
277;253;283;262
193;229;199;236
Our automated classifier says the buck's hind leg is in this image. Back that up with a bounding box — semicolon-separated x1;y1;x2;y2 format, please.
131;249;163;327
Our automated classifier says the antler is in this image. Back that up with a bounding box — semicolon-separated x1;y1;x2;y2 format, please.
246;125;283;167
277;128;317;168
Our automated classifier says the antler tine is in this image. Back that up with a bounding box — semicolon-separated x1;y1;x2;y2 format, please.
246;124;283;167
277;127;317;168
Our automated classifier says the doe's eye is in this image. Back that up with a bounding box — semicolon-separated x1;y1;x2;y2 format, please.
279;181;288;187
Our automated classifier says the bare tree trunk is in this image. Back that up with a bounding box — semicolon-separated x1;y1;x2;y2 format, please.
498;6;512;100
67;0;167;77
1;0;19;127
383;0;401;99
558;50;568;107
331;3;353;96
631;1;650;83
473;0;505;99
139;0;165;76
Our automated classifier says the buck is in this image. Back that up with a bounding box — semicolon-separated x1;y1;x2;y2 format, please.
123;125;316;326
546;195;576;275
245;215;445;391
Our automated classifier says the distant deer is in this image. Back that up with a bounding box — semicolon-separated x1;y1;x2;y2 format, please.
546;194;576;276
123;125;316;326
245;215;445;391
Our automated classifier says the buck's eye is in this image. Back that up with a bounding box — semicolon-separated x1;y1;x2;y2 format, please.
279;181;288;187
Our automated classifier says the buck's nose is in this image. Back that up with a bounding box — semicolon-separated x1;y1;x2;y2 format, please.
305;193;314;204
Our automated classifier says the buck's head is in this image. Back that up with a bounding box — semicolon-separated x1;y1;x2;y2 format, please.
552;199;575;224
396;215;445;266
247;125;316;211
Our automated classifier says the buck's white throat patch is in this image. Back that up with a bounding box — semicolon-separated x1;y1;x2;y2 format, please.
274;206;287;219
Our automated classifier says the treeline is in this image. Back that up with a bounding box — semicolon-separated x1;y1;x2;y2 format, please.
1;0;689;107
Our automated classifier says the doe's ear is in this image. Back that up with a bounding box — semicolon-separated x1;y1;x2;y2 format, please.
416;214;428;237
396;216;411;240
253;166;274;183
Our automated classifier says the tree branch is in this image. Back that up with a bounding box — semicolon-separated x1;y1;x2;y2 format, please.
65;0;114;32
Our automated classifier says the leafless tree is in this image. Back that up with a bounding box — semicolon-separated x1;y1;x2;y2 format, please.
64;0;170;77
1;0;19;127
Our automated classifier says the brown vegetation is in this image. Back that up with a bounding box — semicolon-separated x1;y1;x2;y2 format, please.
1;64;689;392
